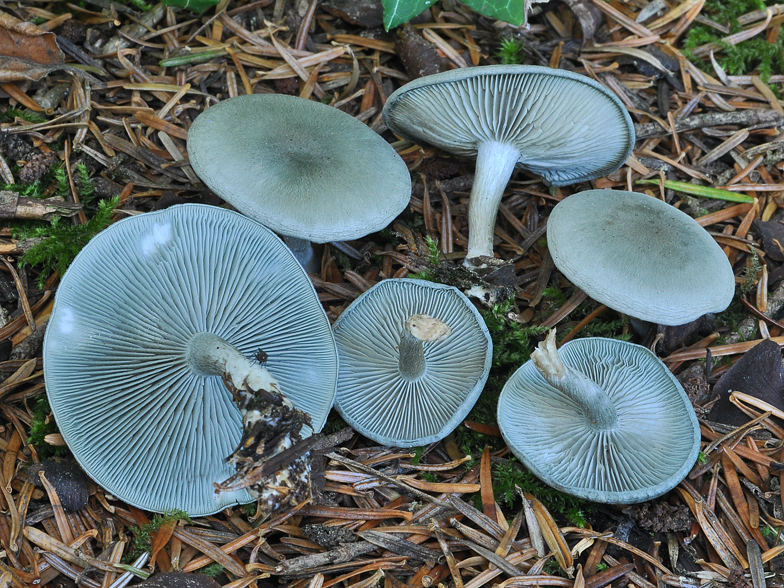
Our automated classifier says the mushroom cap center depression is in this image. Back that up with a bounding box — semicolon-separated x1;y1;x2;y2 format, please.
272;134;335;175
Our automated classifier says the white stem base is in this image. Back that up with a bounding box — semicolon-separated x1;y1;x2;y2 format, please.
532;330;618;430
187;332;281;394
465;141;521;262
283;236;320;274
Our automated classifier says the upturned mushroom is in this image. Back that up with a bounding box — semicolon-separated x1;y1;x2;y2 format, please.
382;65;634;264
546;189;735;326
187;94;412;271
44;204;338;516
333;278;492;447
498;330;700;503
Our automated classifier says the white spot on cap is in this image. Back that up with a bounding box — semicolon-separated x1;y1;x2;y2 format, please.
140;222;172;256
58;307;75;334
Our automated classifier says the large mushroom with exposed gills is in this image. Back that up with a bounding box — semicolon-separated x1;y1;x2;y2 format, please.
382;65;634;264
498;330;700;504
44;204;338;516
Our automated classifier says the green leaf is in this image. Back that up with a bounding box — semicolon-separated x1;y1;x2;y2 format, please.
162;0;218;13
636;178;755;203
459;0;525;25
382;0;437;30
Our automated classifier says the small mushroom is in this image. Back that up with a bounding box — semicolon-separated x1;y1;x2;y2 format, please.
546;189;735;326
44;204;337;516
333;278;492;447
382;65;634;263
498;330;700;504
187;94;411;271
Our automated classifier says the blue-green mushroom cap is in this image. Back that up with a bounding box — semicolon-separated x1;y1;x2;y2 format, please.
547;189;735;325
187;94;411;243
43;204;338;516
498;336;700;504
333;279;492;447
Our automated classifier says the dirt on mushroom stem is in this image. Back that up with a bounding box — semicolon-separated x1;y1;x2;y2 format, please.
215;370;316;515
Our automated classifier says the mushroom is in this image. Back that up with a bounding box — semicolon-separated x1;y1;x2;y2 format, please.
43;204;338;516
382;65;634;263
187;94;412;271
498;330;700;503
546;189;735;326
333;278;492;447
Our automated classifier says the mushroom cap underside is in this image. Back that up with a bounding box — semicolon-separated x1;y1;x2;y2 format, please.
498;337;700;504
333;278;492;447
43;204;338;516
547;189;735;325
382;65;634;186
187;94;411;242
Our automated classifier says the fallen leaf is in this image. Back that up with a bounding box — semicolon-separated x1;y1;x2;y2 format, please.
382;0;438;30
0;11;64;82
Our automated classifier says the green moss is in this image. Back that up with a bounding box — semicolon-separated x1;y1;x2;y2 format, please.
560;317;631;341
408;234;442;282
541;286;567;309
544;558;569;577
334;250;352;270
421;471;439;483
126;510;192;562
496;38;524;64
54;167;69;199
321;410;349;435
74;163;95;205
740;245;762;295
3;180;48;199
455;302;549;463
3;161;63;199
27;397;68;458
197;563;224;577
482;300;550;371
17;196;118;287
492;458;591;525
715;296;749;330
0;109;48;124
242;502;256;516
682;0;784;82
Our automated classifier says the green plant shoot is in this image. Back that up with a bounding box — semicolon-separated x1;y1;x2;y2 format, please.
637;178;755;203
163;0;219;13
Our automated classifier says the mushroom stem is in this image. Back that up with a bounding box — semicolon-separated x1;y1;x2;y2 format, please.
283;236;320;274
187;332;281;393
465;141;520;262
531;330;618;430
398;314;451;380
